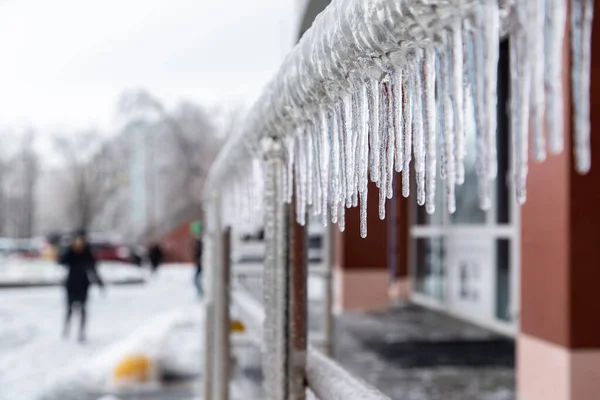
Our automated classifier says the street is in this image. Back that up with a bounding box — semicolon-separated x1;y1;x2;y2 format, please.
0;266;200;400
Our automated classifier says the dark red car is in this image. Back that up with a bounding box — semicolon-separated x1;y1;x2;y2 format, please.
89;241;134;264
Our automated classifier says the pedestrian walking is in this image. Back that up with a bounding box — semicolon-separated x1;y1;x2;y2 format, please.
194;237;203;296
59;230;104;342
148;243;163;275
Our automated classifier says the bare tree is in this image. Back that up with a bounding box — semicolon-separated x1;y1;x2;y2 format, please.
54;131;126;232
0;130;40;238
118;89;225;238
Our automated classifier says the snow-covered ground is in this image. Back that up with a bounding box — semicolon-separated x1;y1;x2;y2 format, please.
0;265;202;400
0;258;145;286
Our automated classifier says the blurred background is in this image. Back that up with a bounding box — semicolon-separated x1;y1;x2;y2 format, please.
0;1;305;399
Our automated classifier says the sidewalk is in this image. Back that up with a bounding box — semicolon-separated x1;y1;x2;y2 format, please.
333;304;515;400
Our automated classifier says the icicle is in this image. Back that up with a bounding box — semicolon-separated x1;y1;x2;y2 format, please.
402;67;413;198
284;135;295;204
384;79;395;199
392;70;404;173
312;121;322;216
338;106;350;209
341;93;354;203
352;92;361;206
450;19;466;186
460;21;472;186
436;49;446;178
360;187;368;238
530;0;547;162
546;0;566;154
511;3;532;205
295;132;307;226
483;1;500;178
378;82;389;213
319;110;330;226
441;34;456;214
338;202;346;232
306;126;314;206
571;0;594;174
468;14;490;209
331;108;340;223
367;78;381;183
379;174;386;220
412;57;426;207
423;46;437;215
359;85;370;194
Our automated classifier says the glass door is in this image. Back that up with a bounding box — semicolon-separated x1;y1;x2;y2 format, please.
409;40;518;333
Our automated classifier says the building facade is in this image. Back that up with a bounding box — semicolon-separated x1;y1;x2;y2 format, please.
293;1;600;399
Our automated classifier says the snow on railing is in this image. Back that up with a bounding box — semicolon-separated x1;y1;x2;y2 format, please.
204;0;594;238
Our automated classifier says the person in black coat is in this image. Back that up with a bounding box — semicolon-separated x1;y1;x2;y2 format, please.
148;243;163;275
194;238;203;296
59;231;103;342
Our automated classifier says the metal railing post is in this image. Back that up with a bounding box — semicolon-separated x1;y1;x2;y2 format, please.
288;206;308;399
202;197;221;400
262;137;308;400
322;222;334;357
214;226;231;399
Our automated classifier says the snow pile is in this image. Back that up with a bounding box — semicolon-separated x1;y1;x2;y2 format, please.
204;0;595;237
39;305;203;398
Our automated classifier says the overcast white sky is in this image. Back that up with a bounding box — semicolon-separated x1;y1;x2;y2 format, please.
0;0;303;134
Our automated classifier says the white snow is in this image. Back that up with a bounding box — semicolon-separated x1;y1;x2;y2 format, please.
0;258;145;286
0;265;198;400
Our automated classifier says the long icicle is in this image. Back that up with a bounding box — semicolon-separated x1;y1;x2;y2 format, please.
368;78;381;183
352;92;361;208
284;135;295;204
530;0;547;162
546;0;567;154
484;0;500;179
470;12;491;210
393;69;404;173
511;3;532;205
571;0;594;174
450;19;466;186
330;107;340;223
442;33;457;214
385;79;396;200
412;56;426;207
312;121;322;216
341;93;354;205
319;109;330;226
402;64;414;198
379;81;389;219
306;126;314;206
423;46;437;215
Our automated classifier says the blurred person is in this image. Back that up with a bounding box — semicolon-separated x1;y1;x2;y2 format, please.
59;230;104;342
194;235;203;297
148;243;163;274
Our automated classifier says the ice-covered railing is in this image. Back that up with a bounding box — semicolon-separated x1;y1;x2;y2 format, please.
204;0;595;237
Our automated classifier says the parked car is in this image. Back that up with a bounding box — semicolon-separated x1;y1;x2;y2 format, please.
89;241;134;264
57;233;138;265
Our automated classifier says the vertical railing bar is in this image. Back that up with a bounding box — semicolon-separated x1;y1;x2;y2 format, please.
288;206;308;399
214;226;231;399
262;137;287;399
202;196;221;400
322;222;334;357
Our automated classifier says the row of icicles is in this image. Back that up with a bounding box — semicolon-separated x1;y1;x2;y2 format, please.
222;0;594;239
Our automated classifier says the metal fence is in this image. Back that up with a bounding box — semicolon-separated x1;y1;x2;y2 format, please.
201;0;594;399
